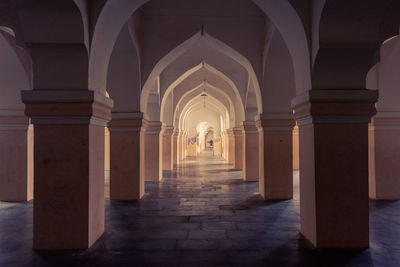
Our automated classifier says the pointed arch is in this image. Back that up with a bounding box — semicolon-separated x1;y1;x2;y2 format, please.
170;82;236;127
177;92;230;131
179;95;229;132
159;62;244;125
90;0;311;97
142;31;261;117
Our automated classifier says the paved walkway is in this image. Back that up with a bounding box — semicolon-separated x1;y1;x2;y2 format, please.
0;152;400;266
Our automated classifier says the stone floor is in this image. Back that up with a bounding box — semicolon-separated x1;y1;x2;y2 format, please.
0;152;400;266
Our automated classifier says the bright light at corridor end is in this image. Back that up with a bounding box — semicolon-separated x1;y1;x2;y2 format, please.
196;121;213;138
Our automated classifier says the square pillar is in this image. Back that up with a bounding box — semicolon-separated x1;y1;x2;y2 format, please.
293;126;300;171
22;90;113;250
292;89;377;248
226;129;235;165
257;115;295;199
161;125;174;172
222;130;228;160
242;122;259;181
369;116;400;199
183;132;187;159
142;120;161;182
178;131;184;161
187;135;197;156
105;128;110;172
0;114;33;201
213;133;223;157
172;129;179;167
232;127;243;170
108;112;144;200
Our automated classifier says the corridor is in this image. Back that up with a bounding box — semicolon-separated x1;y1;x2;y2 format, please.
0;154;400;266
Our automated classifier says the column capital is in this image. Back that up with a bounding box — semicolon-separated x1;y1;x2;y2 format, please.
257;112;293;120
370;115;400;131
226;128;234;135
0;111;30;131
108;112;143;132
21;90;113;126
143;120;162;135
241;121;258;133
161;125;175;135
292;89;378;126
111;112;143;120
256;119;295;132
172;128;180;137
232;127;242;135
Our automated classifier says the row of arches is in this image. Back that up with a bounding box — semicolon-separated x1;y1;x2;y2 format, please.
0;0;399;251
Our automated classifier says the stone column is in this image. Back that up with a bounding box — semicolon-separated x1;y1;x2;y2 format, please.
0;113;33;202
213;133;223;156
22;90;113;250
369;115;400;199
226;129;235;165
182;132;187;159
105;128;110;172
172;129;179;167
257;115;295;199
178;131;184;161
242;122;259;181
142;120;162;181
108;112;144;200
161;125;174;172
293;126;300;171
232;127;243;170
292;89;377;248
222;130;229;160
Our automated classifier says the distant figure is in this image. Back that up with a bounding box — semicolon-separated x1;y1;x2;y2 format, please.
209;140;213;147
